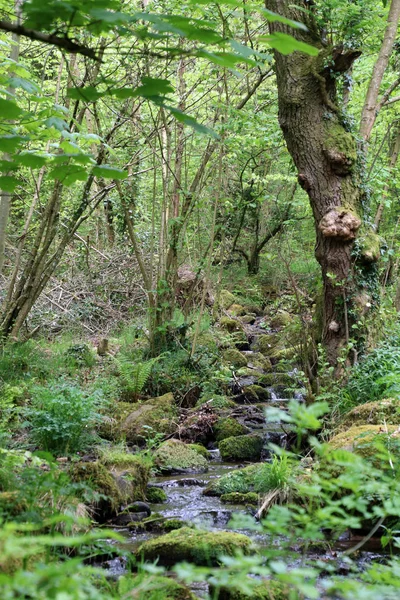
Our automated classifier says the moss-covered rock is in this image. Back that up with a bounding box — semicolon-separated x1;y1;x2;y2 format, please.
243;303;263;316
220;492;259;505
119;574;197;600
231;330;249;350
214;417;248;442
69;461;125;517
227;303;246;317
219;290;237;310
256;334;281;356
98;401;137;440
146;487;167;503
329;425;400;462
203;464;259;496
213;580;288;600
153;440;208;473
222;348;248;368
243;385;271;402
197;395;236;410
220;317;242;333
121;393;177;444
251;353;272;372
219;434;264;462
136;526;254;566
241;314;256;325
257;373;294;388
99;451;150;501
270;310;293;329
340;399;400;429
189;443;211;459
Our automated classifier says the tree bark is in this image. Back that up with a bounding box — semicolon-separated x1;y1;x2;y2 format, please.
265;0;379;369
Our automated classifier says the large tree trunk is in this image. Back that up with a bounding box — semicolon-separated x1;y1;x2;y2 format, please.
265;0;379;369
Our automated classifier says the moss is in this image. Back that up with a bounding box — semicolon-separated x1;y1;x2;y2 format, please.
220;317;242;333
162;518;187;531
243;385;271;402
100;451;150;501
120;574;197;600
203;464;259;496
324;122;357;173
227;303;246;317
153;439;208;473
220;492;259;505
329;425;400;462
197;395;236;410
256;334;281;355
69;461;124;515
251;354;272;372
243;303;263;316
222;349;247;368
214;417;248;442
241;315;256;325
98;400;136;440
121;393;177;444
189;443;210;459
340;399;400;429
214;580;288;600
270;310;293;328
357;230;381;263
136;526;254;566
219;434;264;462
146;487;167;503
257;373;294;388
231;330;249;350
219;290;237;310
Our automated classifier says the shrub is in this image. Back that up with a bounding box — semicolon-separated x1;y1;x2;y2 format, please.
24;382;103;455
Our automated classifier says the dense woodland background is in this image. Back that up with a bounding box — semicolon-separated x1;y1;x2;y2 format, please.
2;1;400;599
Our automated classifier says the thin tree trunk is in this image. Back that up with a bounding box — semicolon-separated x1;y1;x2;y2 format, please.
374;124;400;230
360;0;400;142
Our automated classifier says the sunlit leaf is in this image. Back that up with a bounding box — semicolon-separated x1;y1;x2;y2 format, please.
259;32;318;56
92;165;128;180
0;175;19;191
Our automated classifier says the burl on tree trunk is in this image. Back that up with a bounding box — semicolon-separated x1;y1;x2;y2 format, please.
265;0;379;369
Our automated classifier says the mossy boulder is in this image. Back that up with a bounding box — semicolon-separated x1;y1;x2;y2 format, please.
227;303;246;317
197;395;236;410
213;580;288;600
146;487;168;503
153;439;208;473
256;334;281;356
222;348;247;368
214;417;248;442
329;425;400;462
136;526;254;566
257;373;294;388
99;401;137;440
243;303;263;316
220;317;243;333
340;399;400;429
121;393;177;444
119;574;197;600
189;443;210;459
69;461;125;517
203;464;259;496
243;385;271;402
219;434;264;462
219;290;237;310
231;330;249;350
270;310;293;329
99;451;150;501
251;353;272;372
220;492;259;505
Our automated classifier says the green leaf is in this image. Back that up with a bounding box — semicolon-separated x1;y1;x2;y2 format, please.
0;160;18;171
60;140;83;154
196;50;254;67
162;104;219;139
259;32;318;56
0;135;26;152
48;165;88;186
0;175;19;191
260;8;308;31
15;153;47;168
7;77;40;93
131;77;175;98
67;87;104;102
45;117;69;131
92;165;128;180
0;97;22;119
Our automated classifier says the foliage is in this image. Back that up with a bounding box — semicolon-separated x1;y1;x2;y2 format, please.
24;382;104;455
115;355;161;400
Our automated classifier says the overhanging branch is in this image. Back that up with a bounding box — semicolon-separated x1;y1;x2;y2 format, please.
0;20;99;60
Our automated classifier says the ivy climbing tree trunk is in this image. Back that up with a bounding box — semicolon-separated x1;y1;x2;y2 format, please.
265;0;379;370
